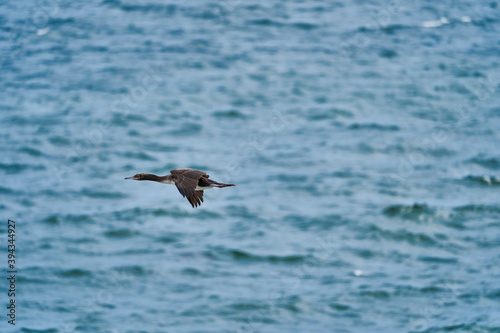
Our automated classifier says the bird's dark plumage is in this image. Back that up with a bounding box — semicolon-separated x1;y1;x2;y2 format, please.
125;168;234;208
170;169;207;208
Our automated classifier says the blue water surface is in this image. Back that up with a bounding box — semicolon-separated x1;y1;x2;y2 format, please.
1;0;500;332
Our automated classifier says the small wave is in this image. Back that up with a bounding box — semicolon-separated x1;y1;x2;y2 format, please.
485;289;500;300
307;108;354;121
5;116;30;125
42;214;93;224
225;205;261;220
366;224;437;246
467;156;500;170
21;329;58;333
248;18;283;27
379;49;398;58
104;229;139;238
381;24;409;34
451;67;484;78
291;22;318;30
20;147;42;156
268;174;308;182
357;23;409;35
350;248;378;259
81;189;128;199
181;267;200;275
112;207;145;222
359;290;391;298
81;45;108;53
0;186;15;194
42;215;59;224
48;136;71;146
286;183;322;196
330;169;366;178
160;45;188;53
102;0;176;15
121;151;157;161
212;109;247;119
168;122;202;136
17;276;48;284
418;286;445;293
58;269;92;278
418;256;458;264
0;163;45;174
329;303;350;311
47;17;74;27
281;300;302;313
454;205;500;214
284;214;348;231
156;236;178;243
142;142;178;152
382;203;433;219
425;147;456;157
151;208;185;217
118;248;163;255
114;265;151;276
421;17;450;28
231;296;302;314
462;175;500;186
230;303;266;311
349;123;399;131
112;207;212;222
212;248;307;263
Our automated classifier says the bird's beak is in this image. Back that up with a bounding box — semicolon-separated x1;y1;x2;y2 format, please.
124;176;138;180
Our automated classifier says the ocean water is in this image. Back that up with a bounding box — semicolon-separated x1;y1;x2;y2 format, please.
1;0;500;332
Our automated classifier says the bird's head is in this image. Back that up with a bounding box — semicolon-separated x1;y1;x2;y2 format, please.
124;173;145;181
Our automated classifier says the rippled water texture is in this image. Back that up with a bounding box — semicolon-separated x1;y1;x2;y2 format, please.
1;0;500;332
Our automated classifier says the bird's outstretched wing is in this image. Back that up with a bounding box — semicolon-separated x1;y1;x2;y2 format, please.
187;190;204;208
170;169;207;207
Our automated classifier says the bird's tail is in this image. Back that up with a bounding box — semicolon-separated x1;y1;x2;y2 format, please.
211;182;235;188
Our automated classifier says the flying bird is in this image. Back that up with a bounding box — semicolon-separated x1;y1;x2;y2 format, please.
125;168;235;208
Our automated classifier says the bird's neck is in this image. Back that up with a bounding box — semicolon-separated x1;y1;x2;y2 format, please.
140;174;164;182
141;174;174;184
